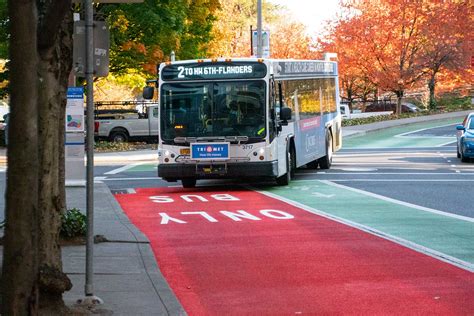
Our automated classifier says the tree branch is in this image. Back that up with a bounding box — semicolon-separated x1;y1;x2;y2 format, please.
37;0;72;51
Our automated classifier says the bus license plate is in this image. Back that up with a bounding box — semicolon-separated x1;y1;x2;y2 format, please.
180;148;190;155
191;143;229;160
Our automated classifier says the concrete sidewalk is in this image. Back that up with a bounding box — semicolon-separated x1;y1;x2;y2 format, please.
0;110;471;314
62;183;185;315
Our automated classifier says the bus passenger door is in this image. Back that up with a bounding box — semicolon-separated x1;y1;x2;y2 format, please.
275;81;290;176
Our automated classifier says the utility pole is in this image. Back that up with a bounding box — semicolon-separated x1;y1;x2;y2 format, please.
256;0;263;58
82;0;101;305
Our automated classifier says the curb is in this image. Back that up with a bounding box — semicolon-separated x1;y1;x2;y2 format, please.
98;182;187;315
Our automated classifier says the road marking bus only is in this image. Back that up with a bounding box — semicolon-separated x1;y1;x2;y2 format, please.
149;194;294;224
115;186;474;315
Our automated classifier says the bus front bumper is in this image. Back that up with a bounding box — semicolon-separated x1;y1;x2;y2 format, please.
158;161;279;180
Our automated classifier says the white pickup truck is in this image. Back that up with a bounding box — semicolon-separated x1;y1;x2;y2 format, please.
339;104;393;119
94;105;159;142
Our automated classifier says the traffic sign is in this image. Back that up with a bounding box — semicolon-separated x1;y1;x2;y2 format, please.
73;21;110;77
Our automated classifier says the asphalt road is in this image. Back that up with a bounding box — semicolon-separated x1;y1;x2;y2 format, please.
98;122;473;218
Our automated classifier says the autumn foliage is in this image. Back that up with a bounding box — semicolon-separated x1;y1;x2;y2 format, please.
320;0;473;111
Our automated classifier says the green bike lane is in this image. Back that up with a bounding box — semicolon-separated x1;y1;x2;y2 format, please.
344;118;460;149
259;179;474;272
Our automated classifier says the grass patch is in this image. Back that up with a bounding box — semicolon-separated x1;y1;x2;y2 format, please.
94;141;157;152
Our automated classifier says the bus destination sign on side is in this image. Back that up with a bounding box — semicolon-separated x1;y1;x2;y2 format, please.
161;62;267;81
278;61;336;77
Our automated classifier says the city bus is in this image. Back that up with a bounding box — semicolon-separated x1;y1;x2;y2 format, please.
143;57;342;188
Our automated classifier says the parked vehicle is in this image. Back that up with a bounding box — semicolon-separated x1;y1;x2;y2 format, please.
456;112;474;162
0;100;9;121
339;104;392;119
365;102;420;113
94;104;159;142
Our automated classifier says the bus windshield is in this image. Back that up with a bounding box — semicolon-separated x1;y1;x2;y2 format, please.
160;81;266;142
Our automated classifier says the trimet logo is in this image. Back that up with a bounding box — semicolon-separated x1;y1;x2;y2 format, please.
197;146;225;153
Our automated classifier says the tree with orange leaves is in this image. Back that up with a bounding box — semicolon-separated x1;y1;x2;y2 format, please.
420;1;473;109
319;18;377;110
322;0;473;112
270;21;318;59
341;0;430;115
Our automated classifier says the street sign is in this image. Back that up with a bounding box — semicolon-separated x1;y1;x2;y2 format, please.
65;87;85;186
73;21;110;77
252;30;270;58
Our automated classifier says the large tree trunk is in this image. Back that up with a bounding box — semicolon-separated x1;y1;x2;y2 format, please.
37;6;73;313
1;0;40;314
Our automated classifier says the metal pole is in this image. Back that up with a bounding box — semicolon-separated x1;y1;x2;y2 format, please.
256;0;262;58
250;25;253;56
84;0;95;297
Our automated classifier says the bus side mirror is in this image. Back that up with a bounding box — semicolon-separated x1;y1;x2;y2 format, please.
280;107;292;126
143;86;154;100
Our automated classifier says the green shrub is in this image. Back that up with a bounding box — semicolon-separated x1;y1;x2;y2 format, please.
437;96;472;111
60;208;87;239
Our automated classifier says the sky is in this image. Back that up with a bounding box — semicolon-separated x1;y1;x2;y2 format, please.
268;0;341;35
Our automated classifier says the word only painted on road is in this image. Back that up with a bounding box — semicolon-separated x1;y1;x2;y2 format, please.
158;210;294;224
148;193;295;224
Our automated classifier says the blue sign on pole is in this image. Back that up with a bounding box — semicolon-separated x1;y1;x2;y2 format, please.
67;87;84;99
191;143;230;160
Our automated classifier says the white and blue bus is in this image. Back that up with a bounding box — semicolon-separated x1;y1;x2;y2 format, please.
144;58;342;188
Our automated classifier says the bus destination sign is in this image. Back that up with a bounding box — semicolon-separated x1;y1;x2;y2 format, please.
161;62;267;81
278;61;336;77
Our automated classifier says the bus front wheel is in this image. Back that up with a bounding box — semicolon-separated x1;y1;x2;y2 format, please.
276;149;293;186
318;132;333;169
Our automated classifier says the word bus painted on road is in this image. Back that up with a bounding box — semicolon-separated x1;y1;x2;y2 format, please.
146;57;342;188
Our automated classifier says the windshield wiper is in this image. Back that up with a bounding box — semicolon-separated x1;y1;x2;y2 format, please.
173;136;249;145
224;136;249;144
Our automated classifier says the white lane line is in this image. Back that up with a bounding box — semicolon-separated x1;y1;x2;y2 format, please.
437;140;457;147
321;180;474;223
255;186;474;273
100;177;162;181
104;162;149;175
318;179;474;182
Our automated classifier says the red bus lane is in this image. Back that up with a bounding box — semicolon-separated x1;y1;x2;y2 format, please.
115;187;474;315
